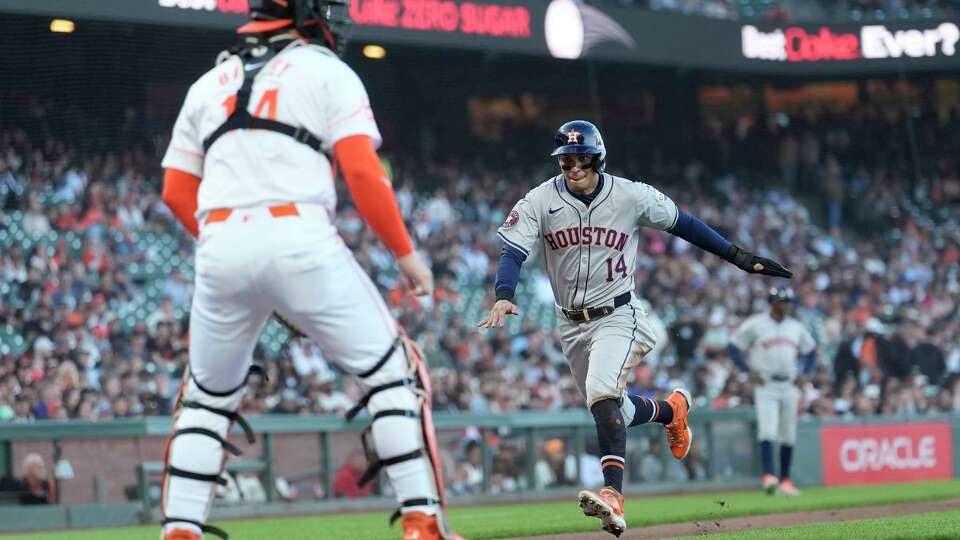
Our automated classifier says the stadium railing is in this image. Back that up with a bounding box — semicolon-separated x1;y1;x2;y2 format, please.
2;410;957;532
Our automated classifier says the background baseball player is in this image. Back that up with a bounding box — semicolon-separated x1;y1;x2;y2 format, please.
158;2;461;539
478;120;793;537
728;285;816;496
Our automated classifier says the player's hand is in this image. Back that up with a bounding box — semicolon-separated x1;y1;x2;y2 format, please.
724;243;793;278
397;252;434;297
477;300;519;328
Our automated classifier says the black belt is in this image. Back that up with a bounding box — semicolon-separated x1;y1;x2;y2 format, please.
560;292;631;323
770;374;791;382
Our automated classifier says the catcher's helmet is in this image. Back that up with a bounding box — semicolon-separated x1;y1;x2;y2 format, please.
238;0;352;55
551;120;606;172
768;285;796;304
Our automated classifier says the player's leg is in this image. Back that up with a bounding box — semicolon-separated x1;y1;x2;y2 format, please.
614;302;692;459
264;243;452;538
753;383;779;494
558;320;590;405
582;319;649;496
577;302;667;537
775;384;801;496
162;234;272;539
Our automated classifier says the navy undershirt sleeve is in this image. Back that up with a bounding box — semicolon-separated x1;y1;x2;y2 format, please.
667;209;733;258
801;350;817;374
727;344;751;373
495;245;526;301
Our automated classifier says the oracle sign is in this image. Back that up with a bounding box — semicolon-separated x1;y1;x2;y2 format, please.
821;422;954;485
742;22;959;62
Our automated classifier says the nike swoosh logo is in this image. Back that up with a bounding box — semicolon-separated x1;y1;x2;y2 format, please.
549;207;563;214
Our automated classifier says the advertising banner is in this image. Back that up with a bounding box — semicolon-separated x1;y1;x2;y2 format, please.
821;422;954;486
0;0;958;73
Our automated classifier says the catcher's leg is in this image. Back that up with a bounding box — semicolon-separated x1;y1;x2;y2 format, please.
266;247;458;538
161;264;270;539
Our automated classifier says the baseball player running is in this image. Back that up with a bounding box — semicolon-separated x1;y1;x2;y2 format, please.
728;286;815;496
478;121;792;537
158;2;462;539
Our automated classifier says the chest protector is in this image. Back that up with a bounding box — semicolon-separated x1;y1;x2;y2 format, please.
203;39;324;154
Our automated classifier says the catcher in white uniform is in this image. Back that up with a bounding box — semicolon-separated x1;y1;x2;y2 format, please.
158;2;462;539
728;286;816;496
479;120;793;537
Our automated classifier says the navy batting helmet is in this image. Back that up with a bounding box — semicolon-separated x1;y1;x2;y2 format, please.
768;285;796;304
238;0;352;55
551;120;606;173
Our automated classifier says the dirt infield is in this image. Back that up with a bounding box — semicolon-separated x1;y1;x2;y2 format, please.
502;498;960;540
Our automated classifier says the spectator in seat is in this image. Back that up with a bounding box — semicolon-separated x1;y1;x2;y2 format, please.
0;453;57;505
333;452;374;499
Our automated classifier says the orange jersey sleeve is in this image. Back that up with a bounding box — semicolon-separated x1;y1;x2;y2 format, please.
334;135;413;258
162;168;201;238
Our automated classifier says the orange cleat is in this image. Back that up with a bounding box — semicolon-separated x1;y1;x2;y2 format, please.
664;388;693;459
578;486;626;537
776;479;801;496
401;511;442;540
163;529;201;540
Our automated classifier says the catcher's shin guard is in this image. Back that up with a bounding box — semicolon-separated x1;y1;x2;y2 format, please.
347;334;459;538
160;366;262;540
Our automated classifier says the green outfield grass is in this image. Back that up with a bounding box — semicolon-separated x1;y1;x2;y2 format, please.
3;480;959;540
675;509;960;540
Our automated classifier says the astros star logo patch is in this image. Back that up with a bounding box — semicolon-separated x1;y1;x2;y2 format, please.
503;209;520;229
566;129;581;144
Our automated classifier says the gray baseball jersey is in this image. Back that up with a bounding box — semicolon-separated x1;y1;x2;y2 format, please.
730;313;815;383
497;173;677;412
498;174;678;309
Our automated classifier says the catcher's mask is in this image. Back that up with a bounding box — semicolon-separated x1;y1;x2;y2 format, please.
238;0;352;56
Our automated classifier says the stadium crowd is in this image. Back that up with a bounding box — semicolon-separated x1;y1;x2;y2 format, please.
1;99;959;495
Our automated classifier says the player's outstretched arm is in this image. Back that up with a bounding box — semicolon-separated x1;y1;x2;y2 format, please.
666;209;792;278
478;244;525;328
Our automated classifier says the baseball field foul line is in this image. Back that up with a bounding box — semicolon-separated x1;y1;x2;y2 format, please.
500;498;960;540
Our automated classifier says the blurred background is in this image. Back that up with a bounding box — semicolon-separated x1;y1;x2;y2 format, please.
0;0;958;531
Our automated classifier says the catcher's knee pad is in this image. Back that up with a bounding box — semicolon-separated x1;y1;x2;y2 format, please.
161;367;260;540
347;334;456;537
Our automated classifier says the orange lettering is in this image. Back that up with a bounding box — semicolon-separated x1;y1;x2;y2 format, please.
254;89;279;120
222;95;237;116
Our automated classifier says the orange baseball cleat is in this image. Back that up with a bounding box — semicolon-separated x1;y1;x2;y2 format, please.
163;529;201;540
664;388;693;459
776;479;801;496
578;486;626;537
401;511;445;540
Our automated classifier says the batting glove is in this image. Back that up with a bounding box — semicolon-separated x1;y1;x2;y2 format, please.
725;243;793;278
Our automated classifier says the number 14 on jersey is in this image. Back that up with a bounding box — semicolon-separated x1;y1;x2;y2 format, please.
605;254;627;281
